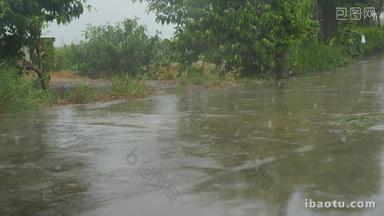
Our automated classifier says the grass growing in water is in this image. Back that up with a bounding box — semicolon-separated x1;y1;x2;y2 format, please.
109;74;147;98
65;83;96;104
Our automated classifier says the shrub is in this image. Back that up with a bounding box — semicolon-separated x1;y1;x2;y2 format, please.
178;64;222;85
148;64;179;80
110;74;147;98
66;83;96;104
331;26;364;58
0;64;54;112
290;39;349;74
61;18;169;76
54;46;76;71
357;27;384;55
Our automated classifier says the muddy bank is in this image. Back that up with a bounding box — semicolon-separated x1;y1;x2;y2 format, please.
50;76;237;100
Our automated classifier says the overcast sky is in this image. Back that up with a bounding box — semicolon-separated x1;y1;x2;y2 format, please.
45;0;175;47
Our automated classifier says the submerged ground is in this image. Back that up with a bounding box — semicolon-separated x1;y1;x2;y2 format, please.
1;55;384;216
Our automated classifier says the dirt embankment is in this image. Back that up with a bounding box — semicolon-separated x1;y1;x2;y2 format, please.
50;71;108;90
50;72;182;98
50;71;236;97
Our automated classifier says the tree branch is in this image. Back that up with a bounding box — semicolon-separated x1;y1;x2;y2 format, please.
15;60;43;78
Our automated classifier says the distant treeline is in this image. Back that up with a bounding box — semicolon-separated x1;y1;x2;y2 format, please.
2;0;384;87
54;19;171;76
55;0;384;79
2;0;384;112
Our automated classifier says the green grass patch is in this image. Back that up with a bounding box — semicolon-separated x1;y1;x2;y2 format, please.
175;64;224;91
290;40;350;74
357;26;384;55
64;83;96;104
0;65;55;113
109;74;147;98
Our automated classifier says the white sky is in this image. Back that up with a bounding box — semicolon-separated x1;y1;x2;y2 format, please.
45;0;175;47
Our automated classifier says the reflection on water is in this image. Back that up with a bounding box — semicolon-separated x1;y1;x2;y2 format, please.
1;56;384;216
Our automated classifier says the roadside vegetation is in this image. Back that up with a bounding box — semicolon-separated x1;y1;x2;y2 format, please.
2;0;384;112
0;64;55;112
0;66;148;110
109;74;147;99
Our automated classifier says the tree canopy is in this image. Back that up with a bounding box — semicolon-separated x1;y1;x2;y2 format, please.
0;0;88;60
137;0;317;78
69;18;163;74
0;0;88;89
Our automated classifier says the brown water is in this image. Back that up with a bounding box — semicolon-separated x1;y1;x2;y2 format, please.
1;56;384;216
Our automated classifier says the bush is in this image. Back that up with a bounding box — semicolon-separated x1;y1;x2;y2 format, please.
289;26;384;75
331;26;364;58
147;64;179;80
54;46;76;71
290;39;349;74
329;26;384;58
0;64;54;112
176;63;223;88
66;83;96;104
110;74;147;98
357;26;384;55
60;18;169;76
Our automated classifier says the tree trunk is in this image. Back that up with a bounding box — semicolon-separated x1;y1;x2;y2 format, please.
317;0;338;43
34;68;48;90
378;13;381;27
276;51;289;80
38;73;48;90
35;39;48;90
15;60;48;90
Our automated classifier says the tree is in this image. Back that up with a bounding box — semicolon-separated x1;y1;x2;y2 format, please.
316;0;338;42
69;18;162;74
137;0;316;79
371;0;384;26
0;0;88;89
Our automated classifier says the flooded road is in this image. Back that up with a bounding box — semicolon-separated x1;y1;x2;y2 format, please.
1;56;384;216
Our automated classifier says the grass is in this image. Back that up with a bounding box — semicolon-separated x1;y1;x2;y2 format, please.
109;74;147;98
289;40;350;74
289;26;384;75
170;63;227;93
52;74;147;105
0;65;56;113
357;26;384;55
65;83;96;104
0;66;151;113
